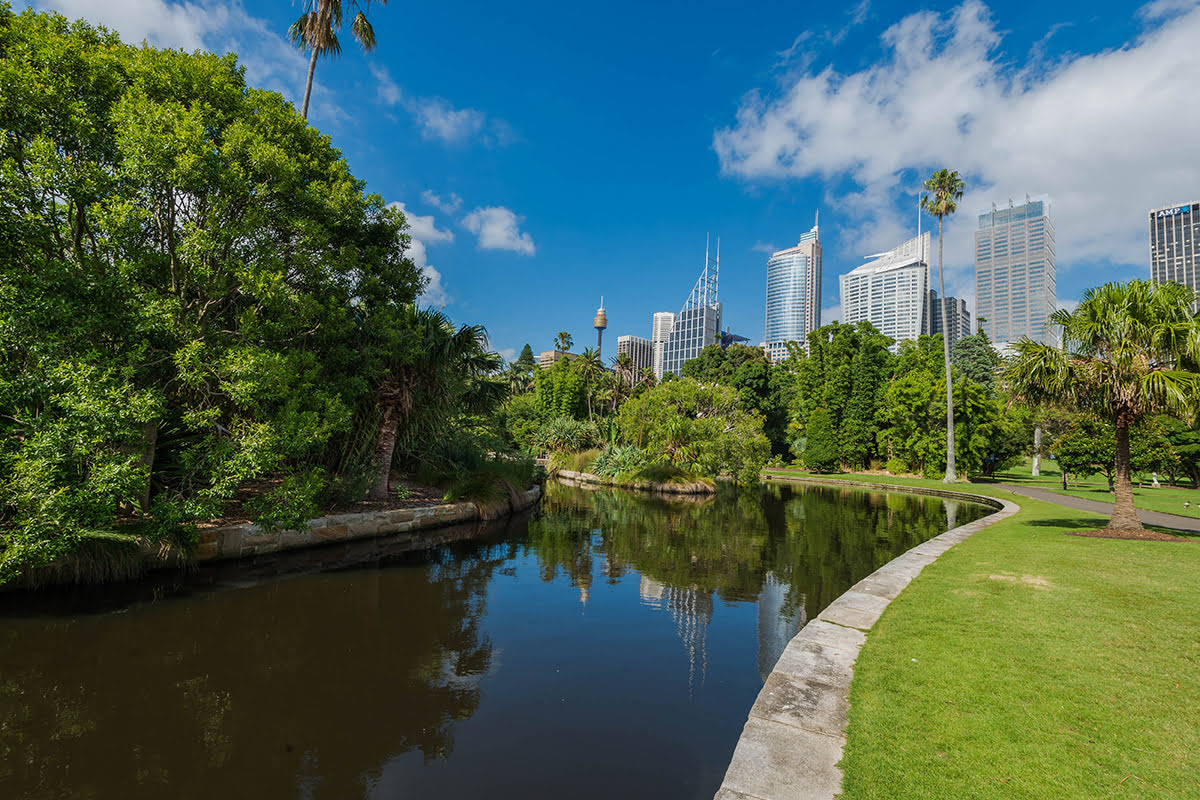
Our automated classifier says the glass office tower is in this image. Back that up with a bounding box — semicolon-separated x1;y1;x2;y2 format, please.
975;198;1057;347
763;221;822;362
1149;201;1200;305
840;233;930;351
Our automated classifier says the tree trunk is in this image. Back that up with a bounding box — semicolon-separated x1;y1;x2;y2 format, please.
301;47;318;120
139;419;158;514
1109;415;1144;531
370;404;402;500
1032;426;1042;476
937;217;956;482
1061;469;1068;490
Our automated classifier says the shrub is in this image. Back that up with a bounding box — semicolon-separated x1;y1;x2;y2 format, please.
548;448;602;474
590;446;649;478
803;408;840;473
535;417;601;452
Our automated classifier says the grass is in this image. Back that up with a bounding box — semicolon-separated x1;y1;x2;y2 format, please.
763;469;1200;799
992;459;1200;519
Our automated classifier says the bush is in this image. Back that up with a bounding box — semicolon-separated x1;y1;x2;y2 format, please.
535;417;601;452
590;446;649;478
548;448;602;473
885;458;909;475
803;408;840;473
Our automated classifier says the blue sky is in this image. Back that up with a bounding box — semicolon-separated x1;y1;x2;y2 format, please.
30;0;1200;360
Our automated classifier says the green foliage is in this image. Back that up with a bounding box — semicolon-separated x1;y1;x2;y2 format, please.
499;392;546;452
802;408;840;472
1159;415;1200;486
615;378;769;484
535;416;601;453
0;9;426;581
548;448;603;474
793;322;894;469
589;445;649;479
951;332;1002;389
534;355;586;419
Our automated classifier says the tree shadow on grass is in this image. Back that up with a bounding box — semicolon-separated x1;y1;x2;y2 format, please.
1022;517;1198;540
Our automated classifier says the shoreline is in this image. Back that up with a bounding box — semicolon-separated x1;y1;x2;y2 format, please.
714;475;1018;800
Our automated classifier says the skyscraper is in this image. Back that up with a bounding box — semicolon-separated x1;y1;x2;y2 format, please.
661;239;721;377
928;290;972;345
1149;201;1199;302
763;218;822;362
651;311;676;380
840;233;931;350
975;197;1057;347
616;335;653;373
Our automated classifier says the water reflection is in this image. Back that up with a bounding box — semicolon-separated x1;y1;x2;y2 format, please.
0;482;986;800
530;481;982;681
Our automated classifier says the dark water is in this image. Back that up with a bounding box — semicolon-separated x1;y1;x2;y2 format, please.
0;481;987;800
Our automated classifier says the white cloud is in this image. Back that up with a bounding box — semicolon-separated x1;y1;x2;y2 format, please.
422;189;464;215
820;304;843;325
715;0;1200;298
751;241;778;253
497;347;518;361
371;65;513;147
461;206;536;256
1139;0;1200;20
1056;297;1080;313
388;201;453;307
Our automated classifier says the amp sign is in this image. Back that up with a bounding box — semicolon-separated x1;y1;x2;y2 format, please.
1156;205;1192;218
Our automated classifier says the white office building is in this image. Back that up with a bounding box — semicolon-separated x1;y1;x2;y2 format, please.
617;335;653;374
839;233;931;350
651;311;676;380
763;220;822;363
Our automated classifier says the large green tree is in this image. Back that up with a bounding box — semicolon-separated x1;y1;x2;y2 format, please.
288;0;388;120
0;8;422;581
1004;280;1200;532
920;168;966;482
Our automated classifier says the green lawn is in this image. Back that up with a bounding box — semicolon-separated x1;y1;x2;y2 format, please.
763;470;1200;799
992;459;1200;519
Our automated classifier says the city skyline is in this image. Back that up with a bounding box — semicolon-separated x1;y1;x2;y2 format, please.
43;0;1200;360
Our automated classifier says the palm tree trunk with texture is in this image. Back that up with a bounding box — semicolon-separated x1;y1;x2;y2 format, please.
301;47;318;119
1110;415;1144;531
938;217;957;482
370;403;402;500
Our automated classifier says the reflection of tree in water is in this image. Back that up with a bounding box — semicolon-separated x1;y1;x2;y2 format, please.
0;531;514;800
533;481;982;679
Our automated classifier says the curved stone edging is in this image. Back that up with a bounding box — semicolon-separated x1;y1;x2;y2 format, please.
555;469;716;495
715;477;1020;800
139;486;543;571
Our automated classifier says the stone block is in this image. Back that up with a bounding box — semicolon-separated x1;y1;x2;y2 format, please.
316;524;349;540
346;521;380;538
850;568;912;600
817;590;890;630
197;530;218;545
750;671;849;738
770;637;856;690
194;542;217;561
719;716;844;800
387;509;415;524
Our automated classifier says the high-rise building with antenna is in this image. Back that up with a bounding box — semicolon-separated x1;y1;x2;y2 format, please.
763;213;822;362
661;237;722;377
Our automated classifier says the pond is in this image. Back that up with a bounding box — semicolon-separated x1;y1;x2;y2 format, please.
0;480;988;800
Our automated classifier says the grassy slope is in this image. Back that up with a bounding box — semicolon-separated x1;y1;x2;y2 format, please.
764;470;1200;799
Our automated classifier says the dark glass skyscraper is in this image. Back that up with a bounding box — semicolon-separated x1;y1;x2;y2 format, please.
974;198;1056;347
1149;201;1199;304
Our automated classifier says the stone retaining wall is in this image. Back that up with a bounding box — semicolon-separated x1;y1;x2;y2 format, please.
714;477;1019;800
140;486;542;571
555;470;716;495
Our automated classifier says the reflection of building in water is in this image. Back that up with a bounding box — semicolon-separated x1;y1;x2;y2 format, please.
639;576;713;694
756;572;807;680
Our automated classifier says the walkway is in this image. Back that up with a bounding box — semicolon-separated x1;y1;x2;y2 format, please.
996;483;1200;534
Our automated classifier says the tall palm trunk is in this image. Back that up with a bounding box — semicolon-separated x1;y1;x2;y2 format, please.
301;47;318;119
1110;414;1144;531
938;217;956;482
370;403;402;500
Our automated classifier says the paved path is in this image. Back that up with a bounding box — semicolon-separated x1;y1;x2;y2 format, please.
996;483;1200;533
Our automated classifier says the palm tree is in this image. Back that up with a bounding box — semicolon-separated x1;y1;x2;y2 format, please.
289;0;388;120
1003;280;1200;532
920;168;966;482
370;305;500;499
578;347;603;420
611;351;635;412
554;331;573;353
